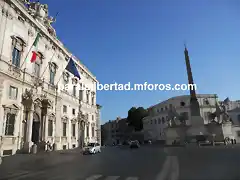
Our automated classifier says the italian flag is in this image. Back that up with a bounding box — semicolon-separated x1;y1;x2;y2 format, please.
30;33;40;63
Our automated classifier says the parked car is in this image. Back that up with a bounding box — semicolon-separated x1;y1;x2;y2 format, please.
130;140;140;148
83;143;101;155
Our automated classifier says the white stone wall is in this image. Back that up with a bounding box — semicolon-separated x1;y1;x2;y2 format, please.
143;94;218;141
0;0;99;155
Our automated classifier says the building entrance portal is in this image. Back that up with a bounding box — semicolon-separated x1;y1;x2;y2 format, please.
32;113;40;144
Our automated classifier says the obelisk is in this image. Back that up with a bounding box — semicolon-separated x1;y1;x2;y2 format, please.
184;45;206;136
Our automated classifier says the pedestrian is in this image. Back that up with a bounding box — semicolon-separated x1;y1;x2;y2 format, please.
46;141;52;152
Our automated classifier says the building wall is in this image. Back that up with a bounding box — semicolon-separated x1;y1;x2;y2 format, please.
101;117;133;145
0;0;100;155
143;94;218;141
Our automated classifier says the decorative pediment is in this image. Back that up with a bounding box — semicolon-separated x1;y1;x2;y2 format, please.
71;118;78;123
49;62;58;72
2;104;20;115
61;115;69;122
48;112;55;121
91;123;95;126
10;35;27;46
63;72;70;82
2;103;20;110
72;77;78;84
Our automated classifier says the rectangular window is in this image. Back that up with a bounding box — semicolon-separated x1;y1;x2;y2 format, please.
86;92;89;104
79;90;83;101
50;71;55;85
92;126;94;137
12;47;21;67
72;124;76;137
158;118;161;124
63;105;67;113
92;115;94;121
73;85;76;97
5;113;15;136
63;122;67;136
48;120;53;136
9;86;18;99
92;95;94;105
87;126;89;137
72;108;75;115
34;63;40;77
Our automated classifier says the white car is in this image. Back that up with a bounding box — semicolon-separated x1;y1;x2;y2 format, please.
83;143;101;154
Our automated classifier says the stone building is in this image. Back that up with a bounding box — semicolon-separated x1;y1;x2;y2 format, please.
143;94;218;142
101;117;133;145
0;0;101;156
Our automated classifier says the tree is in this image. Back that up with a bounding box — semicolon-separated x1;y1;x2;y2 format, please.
127;107;148;131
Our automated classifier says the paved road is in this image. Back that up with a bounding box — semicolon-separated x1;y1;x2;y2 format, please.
0;145;240;180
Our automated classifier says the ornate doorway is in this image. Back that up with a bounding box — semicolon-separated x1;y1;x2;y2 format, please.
32;113;40;144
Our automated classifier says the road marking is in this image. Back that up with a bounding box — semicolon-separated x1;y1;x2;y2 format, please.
169;156;179;180
9;170;49;180
0;171;30;179
104;176;120;180
125;177;139;180
155;156;172;180
85;174;103;180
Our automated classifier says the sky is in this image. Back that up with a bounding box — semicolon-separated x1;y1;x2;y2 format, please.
40;0;240;123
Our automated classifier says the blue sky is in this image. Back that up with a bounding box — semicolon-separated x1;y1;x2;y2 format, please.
41;0;240;123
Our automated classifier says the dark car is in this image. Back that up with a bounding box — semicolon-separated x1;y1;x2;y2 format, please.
130;140;140;148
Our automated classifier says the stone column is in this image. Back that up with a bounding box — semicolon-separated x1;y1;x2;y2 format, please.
24;106;34;153
44;115;48;141
54;97;62;150
68;120;71;149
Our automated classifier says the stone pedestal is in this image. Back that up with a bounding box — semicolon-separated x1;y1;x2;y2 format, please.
186;116;208;137
165;128;180;145
165;126;189;145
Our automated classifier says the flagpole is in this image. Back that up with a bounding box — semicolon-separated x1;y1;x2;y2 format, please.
39;50;57;79
55;56;72;86
20;32;40;69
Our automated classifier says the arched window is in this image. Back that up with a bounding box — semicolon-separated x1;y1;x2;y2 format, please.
34;52;43;77
11;36;25;67
49;62;57;85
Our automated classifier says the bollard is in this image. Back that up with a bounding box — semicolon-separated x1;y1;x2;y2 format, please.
32;144;37;154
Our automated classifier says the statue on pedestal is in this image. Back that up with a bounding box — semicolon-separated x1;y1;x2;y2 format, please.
21;1;57;37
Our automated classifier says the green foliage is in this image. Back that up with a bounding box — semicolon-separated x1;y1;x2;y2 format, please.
127;107;148;131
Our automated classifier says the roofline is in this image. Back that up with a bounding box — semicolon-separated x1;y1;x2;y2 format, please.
150;94;218;108
12;0;97;82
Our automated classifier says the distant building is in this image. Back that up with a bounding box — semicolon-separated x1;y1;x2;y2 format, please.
143;94;218;142
101;117;133;145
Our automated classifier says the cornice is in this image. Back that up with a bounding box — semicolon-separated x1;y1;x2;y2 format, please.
8;0;97;82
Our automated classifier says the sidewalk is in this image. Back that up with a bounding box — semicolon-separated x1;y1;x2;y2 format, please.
0;148;82;171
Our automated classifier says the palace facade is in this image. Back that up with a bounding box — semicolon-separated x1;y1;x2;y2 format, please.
0;0;101;156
